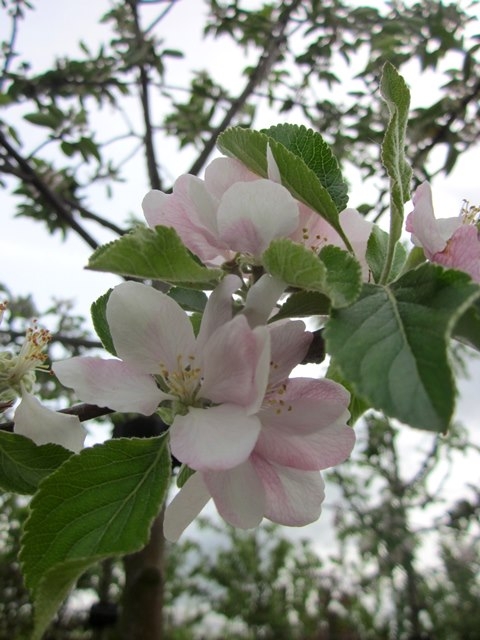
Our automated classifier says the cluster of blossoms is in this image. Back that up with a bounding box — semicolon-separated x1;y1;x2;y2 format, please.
54;275;355;540
0;301;86;452
407;182;480;283
142;150;373;278
10;151;478;540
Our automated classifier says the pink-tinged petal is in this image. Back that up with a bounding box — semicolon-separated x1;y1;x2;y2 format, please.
339;208;373;278
14;391;87;453
204;459;265;528
170;404;262;471
163;473;211;542
406;182;461;256
107;282;195;374
200;316;270;412
252;454;325;526
196;274;242;351
261;378;350;435
54;357;167;415
433;225;480;283
268;320;312;386
266;144;281;183
142;178;226;262
217;180;299;256
255;411;354;470
204;157;258;199
243;274;287;328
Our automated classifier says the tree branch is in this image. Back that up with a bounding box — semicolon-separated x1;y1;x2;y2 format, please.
128;0;163;191
0;128;100;249
187;0;304;177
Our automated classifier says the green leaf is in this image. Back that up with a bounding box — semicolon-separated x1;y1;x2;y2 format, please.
366;226;407;283
177;464;196;488
88;225;222;285
91;289;116;356
0;432;72;494
21;436;171;640
263;239;326;291
168;287;208;312
453;299;480;351
324;264;480;432
23;110;63;129
261;124;348;211
318;245;362;308
327;361;370;426
379;63;412;282
263;240;361;308
217;127;350;247
273;290;331;321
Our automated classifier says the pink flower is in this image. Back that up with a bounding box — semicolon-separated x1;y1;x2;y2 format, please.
406;182;480;283
163;319;354;541
142;154;372;276
54;275;273;472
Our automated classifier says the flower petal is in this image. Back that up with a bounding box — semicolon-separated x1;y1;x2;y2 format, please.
200;315;270;413
163;472;211;542
196;274;242;351
107;281;195;374
170;404;262;471
433;225;480;283
255;410;354;470
54;357;167;415
268;320;312;386
217;180;299;256
243;274;287;328
406;182;461;256
14;391;87;453
252;454;325;526
143;177;226;262
261;377;350;435
204;157;258;199
203;459;265;528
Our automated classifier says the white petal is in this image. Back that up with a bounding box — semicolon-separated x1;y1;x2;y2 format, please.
200;316;270;413
204;157;258;199
163;473;211;542
170;404;262;471
196;274;242;351
204;459;265;528
242;274;287;327
107;281;196;374
266;144;281;183
253;455;325;526
54;357;167;415
14;391;87;453
217;180;299;256
142;189;168;228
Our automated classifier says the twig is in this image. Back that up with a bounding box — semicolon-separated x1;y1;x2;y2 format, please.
187;0;304;177
0;128;99;249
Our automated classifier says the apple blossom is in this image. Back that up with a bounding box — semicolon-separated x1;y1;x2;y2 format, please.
406;181;480;283
142;153;372;276
54;275;272;472
164;318;355;541
0;303;86;452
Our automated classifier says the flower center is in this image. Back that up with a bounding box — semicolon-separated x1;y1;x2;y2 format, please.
461;200;480;226
0;317;51;400
157;354;202;407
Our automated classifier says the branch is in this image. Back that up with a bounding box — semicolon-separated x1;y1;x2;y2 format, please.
0;128;100;249
187;0;304;177
0;328;103;350
128;0;163;191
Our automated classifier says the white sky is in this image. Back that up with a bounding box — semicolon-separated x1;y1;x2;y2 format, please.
1;0;480;552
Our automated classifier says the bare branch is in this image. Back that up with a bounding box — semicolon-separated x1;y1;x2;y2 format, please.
188;0;304;177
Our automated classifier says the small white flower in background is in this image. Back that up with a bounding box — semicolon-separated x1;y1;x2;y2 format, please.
0;302;86;453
